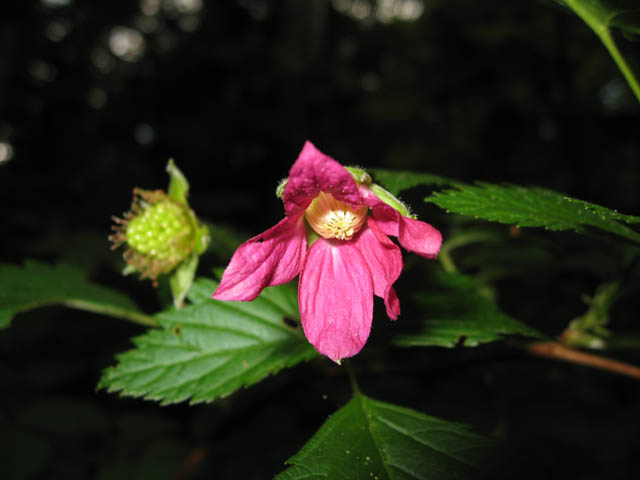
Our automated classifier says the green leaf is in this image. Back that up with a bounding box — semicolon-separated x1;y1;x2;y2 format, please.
0;260;149;329
555;0;640;102
370;168;452;196
427;183;640;244
99;279;316;405
394;271;542;348
276;392;496;480
185;276;218;304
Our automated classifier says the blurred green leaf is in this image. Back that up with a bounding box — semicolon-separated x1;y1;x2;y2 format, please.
99;279;316;405
395;271;542;348
185;277;218;304
276;392;496;480
370;169;452;196
428;183;640;243
555;0;640;101
0;260;147;329
206;222;247;260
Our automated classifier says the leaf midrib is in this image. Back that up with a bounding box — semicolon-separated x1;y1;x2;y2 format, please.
357;393;394;480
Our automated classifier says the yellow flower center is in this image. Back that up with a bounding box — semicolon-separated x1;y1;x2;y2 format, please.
304;192;368;240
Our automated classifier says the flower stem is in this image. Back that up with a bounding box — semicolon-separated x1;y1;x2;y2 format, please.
563;0;640;103
524;341;640;380
597;29;640;103
438;231;500;272
344;359;361;394
62;299;158;327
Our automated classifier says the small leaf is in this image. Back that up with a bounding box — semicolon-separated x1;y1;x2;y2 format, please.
166;158;189;204
0;261;143;329
370;168;452;196
394;271;542;348
428;183;640;244
99;280;316;405
276;392;497;480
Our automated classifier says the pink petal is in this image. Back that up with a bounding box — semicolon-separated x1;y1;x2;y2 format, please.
353;218;402;320
359;185;401;236
362;185;442;259
299;238;373;363
212;216;306;301
284;141;362;218
397;215;442;259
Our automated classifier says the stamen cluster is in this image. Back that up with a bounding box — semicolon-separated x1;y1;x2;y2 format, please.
304;192;368;240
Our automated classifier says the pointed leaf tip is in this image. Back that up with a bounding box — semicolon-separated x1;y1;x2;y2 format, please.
276;392;498;479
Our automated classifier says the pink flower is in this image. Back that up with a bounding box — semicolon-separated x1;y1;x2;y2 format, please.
212;141;442;363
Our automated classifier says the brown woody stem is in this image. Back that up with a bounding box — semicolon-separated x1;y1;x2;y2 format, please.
525;341;640;380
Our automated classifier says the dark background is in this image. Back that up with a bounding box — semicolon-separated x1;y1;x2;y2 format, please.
2;0;640;479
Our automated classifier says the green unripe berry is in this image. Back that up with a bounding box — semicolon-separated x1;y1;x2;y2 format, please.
110;188;203;284
126;201;192;261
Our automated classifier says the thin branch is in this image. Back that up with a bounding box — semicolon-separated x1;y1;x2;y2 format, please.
171;446;209;480
525;341;640;380
438;231;501;272
599;30;640;104
62;299;158;327
344;359;361;394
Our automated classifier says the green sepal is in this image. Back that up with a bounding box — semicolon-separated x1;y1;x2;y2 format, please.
193;223;210;255
121;264;137;276
562;282;620;349
369;183;414;218
344;166;372;185
166;158;189;205
276;178;288;199
169;253;199;309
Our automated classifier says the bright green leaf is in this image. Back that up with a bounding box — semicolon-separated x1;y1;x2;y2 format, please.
395;271;542;348
555;0;640;101
276;392;496;480
0;260;149;329
369;169;452;196
427;183;640;244
99;279;316;405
